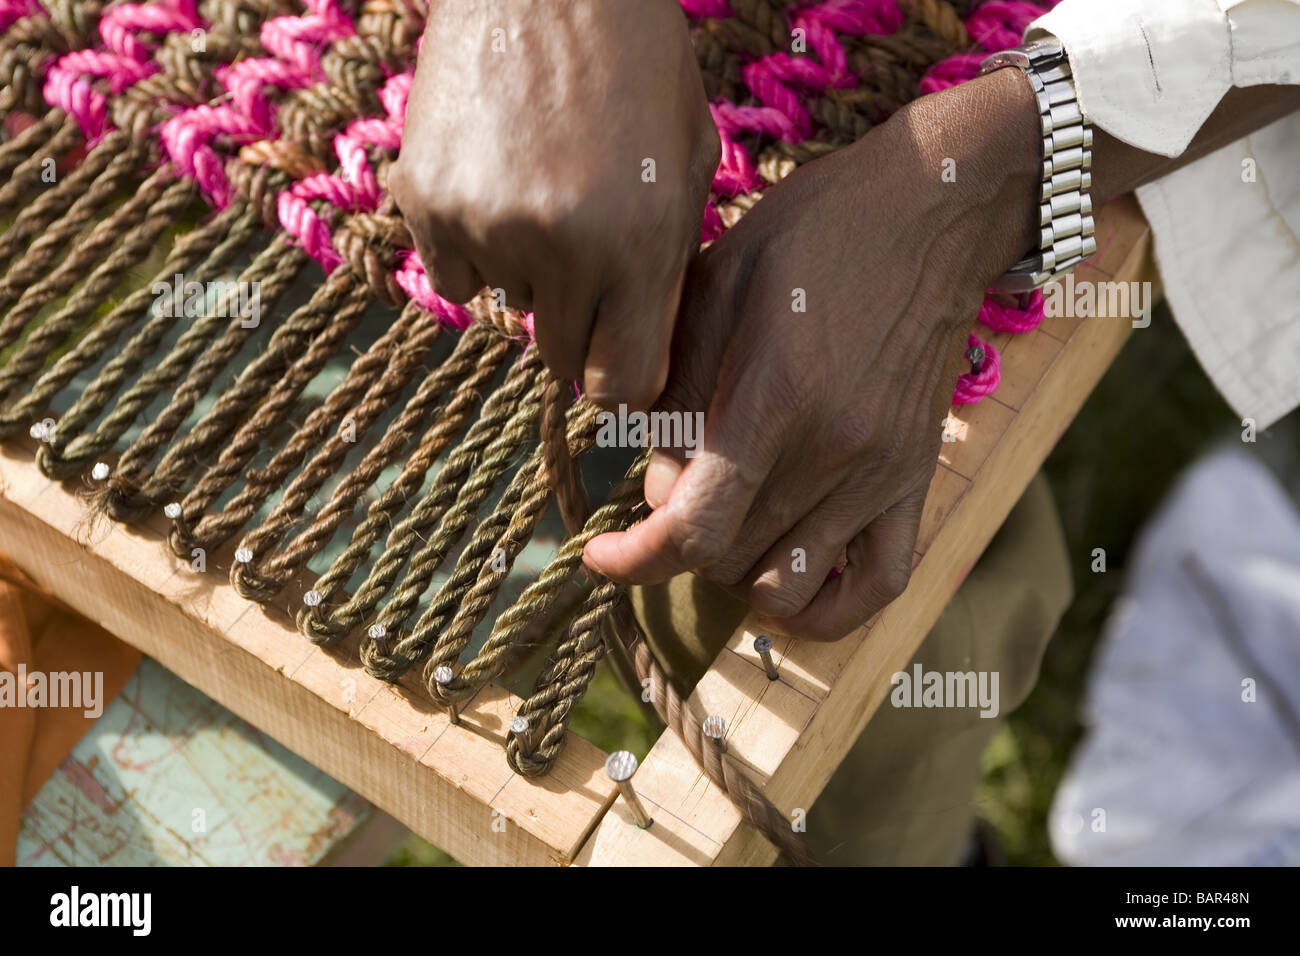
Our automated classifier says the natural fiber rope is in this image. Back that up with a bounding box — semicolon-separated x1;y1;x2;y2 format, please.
173;299;431;556
360;377;549;663
524;373;817;863
249;321;505;602
426;454;651;709
2;201;259;440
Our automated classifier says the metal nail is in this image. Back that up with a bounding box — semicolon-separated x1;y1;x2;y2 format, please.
509;716;531;757
604;750;653;829
702;715;727;754
433;664;460;725
966;344;986;374
368;623;387;655
754;635;779;681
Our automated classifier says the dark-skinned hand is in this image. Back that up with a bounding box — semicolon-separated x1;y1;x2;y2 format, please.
583;68;1044;641
390;0;719;410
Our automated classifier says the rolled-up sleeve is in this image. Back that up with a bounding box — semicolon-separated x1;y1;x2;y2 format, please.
1027;0;1237;157
1025;0;1300;428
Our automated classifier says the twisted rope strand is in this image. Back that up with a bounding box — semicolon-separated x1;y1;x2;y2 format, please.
5;201;260;442
426;454;649;708
321;348;543;639
176;298;429;557
244;319;502;599
294;327;511;640
90;236;308;517
0;133;145;325
0;175;198;408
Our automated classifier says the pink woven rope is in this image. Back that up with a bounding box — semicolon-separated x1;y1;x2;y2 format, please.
918;53;987;94
679;0;733;17
979;290;1045;333
99;0;198;62
18;0;1064;380
921;0;1061;92
0;0;40;31
965;0;1048;51
952;334;1001;405
43;0;199;144
704;0;903;145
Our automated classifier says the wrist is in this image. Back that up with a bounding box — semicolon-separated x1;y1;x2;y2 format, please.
899;68;1045;286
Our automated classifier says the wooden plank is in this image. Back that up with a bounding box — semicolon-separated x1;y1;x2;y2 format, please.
577;195;1154;866
0;443;616;867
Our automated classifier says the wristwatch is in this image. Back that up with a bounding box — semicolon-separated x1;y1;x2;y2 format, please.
980;37;1095;292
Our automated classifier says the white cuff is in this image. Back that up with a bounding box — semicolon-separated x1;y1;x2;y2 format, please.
1025;0;1233;158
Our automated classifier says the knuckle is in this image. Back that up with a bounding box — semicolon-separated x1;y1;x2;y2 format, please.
698;555;751;588
667;510;729;568
880;557;913;603
803;614;856;642
829;410;877;456
749;579;811;619
859;555;912;616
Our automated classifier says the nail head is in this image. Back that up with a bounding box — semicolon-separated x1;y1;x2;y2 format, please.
605;750;638;783
702;715;726;741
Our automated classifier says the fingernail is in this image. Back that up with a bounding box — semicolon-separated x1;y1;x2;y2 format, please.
644;451;682;509
582;547;607;577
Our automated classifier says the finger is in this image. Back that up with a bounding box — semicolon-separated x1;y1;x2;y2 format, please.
529;281;598;382
730;484;875;617
640;285;728;511
413;235;486;305
695;454;852;587
583;240;770;583
644;447;684;509
584;260;687;410
756;483;925;641
584;436;773;584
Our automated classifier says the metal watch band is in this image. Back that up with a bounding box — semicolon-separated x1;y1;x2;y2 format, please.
980;37;1095;293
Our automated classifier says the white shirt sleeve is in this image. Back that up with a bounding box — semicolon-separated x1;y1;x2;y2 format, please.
1025;0;1300;428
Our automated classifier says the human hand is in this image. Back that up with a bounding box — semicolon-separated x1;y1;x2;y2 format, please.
583;67;1043;640
390;0;719;409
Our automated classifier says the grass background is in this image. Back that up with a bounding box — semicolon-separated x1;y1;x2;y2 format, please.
389;302;1289;866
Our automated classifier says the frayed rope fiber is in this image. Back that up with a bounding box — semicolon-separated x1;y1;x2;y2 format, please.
0;0;1055;864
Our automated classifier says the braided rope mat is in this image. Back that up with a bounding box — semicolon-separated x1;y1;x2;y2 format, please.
0;0;1055;865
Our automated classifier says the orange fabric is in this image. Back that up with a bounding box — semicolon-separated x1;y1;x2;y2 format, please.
0;551;139;866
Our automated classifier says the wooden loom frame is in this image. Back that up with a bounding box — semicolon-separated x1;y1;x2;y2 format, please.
0;196;1152;867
